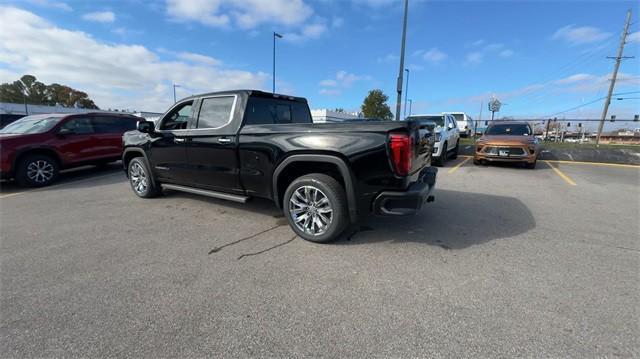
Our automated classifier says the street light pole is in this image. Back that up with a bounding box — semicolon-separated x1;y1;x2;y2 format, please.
408;99;412;117
403;68;410;120
173;84;180;103
394;0;409;121
273;32;283;93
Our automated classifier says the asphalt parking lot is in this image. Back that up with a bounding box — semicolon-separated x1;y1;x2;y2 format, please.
1;158;638;358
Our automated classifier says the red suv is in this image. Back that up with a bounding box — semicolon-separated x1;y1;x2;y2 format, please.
0;113;140;187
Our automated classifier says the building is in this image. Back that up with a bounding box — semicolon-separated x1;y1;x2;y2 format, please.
310;109;362;123
0;102;162;127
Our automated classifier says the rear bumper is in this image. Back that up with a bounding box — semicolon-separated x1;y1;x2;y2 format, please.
373;167;437;216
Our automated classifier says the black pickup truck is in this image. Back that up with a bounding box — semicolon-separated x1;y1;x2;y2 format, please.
123;90;437;242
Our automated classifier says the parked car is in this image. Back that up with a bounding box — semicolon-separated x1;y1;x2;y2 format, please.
123;90;438;243
0;112;140;186
473;121;540;169
405;114;460;166
448;112;474;137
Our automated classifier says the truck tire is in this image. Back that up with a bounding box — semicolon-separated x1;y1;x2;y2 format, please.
434;142;447;166
128;157;161;198
283;173;348;243
450;141;459;159
15;154;60;187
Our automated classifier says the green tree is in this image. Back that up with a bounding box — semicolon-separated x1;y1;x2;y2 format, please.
361;89;393;121
0;74;98;109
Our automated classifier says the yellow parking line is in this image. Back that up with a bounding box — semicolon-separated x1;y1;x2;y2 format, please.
0;192;23;199
448;157;471;174
545;161;577;186
544;159;640;169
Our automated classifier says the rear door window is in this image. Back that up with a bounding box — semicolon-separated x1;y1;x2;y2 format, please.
91;116;137;133
60;117;94;134
197;96;235;129
244;97;312;125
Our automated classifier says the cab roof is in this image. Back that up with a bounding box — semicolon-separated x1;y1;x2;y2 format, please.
181;89;308;103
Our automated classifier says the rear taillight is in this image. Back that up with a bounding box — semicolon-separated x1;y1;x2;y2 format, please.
389;132;413;176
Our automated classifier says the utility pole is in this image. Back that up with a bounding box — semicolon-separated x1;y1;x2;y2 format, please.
476;101;483;137
394;0;409;121
273;32;283;93
596;9;633;146
408;99;412;116
403;69;410;120
172;84;180;103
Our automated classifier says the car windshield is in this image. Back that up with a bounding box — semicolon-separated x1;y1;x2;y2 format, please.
485;124;531;136
407;116;445;127
0;115;62;134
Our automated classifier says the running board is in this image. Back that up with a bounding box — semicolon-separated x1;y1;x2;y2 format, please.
162;184;249;203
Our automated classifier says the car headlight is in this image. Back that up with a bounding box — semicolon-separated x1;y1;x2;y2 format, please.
434;133;441;142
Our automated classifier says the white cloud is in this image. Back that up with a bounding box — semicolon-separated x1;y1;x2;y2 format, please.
471;39;485;47
319;79;337;87
552;25;612;45
555;73;597;84
465;52;483;65
421;47;447;64
377;53;398;63
627;31;640;44
82;11;115;23
499;49;514;57
353;0;395;7
177;52;221;66
319;70;370;95
166;0;313;29
25;0;71;11
282;22;328;42
0;6;268;111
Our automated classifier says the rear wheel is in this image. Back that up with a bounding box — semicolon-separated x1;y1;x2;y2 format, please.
473;158;481;165
525;160;537;169
15;154;59;187
283;173;348;243
128;157;160;198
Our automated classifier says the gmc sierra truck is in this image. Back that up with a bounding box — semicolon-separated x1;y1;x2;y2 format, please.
123;90;437;242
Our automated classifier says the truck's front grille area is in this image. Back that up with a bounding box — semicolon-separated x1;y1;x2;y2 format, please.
483;147;526;156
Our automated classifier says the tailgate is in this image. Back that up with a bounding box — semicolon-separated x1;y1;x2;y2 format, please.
410;120;434;173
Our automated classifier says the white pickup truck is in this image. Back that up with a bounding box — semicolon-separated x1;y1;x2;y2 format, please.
406;114;460;166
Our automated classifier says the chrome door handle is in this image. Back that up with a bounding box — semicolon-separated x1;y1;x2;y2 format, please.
218;137;232;144
174;138;186;143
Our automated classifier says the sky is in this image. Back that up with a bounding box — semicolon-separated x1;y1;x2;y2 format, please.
0;0;639;130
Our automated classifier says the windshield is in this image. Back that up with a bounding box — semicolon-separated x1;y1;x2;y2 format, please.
485;124;531;136
0;115;62;134
452;114;465;123
407;116;445;127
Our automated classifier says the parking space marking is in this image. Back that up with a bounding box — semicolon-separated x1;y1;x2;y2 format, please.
545;161;577;186
0;172;122;200
543;160;640;169
448;157;471;174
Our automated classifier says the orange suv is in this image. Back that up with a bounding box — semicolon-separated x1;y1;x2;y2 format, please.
473;122;539;169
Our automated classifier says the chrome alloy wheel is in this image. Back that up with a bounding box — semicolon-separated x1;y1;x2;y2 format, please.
289;185;333;236
26;160;54;184
129;162;148;194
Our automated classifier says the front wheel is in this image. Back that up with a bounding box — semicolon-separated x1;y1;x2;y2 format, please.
284;173;348;243
450;141;459;159
128;157;160;198
15;154;59;187
525;160;537;169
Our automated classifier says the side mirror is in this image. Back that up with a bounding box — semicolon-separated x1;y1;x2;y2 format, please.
447;123;455;130
57;128;74;136
137;120;155;133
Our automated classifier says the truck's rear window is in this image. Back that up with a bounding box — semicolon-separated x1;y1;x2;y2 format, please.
244;97;312;125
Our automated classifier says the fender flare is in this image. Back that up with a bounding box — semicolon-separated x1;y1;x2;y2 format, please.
272;154;358;223
122;148;157;188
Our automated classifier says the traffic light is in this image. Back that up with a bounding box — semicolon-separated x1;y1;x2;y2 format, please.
578;123;582;128
567;122;571;127
634;115;639;122
610;115;616;122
